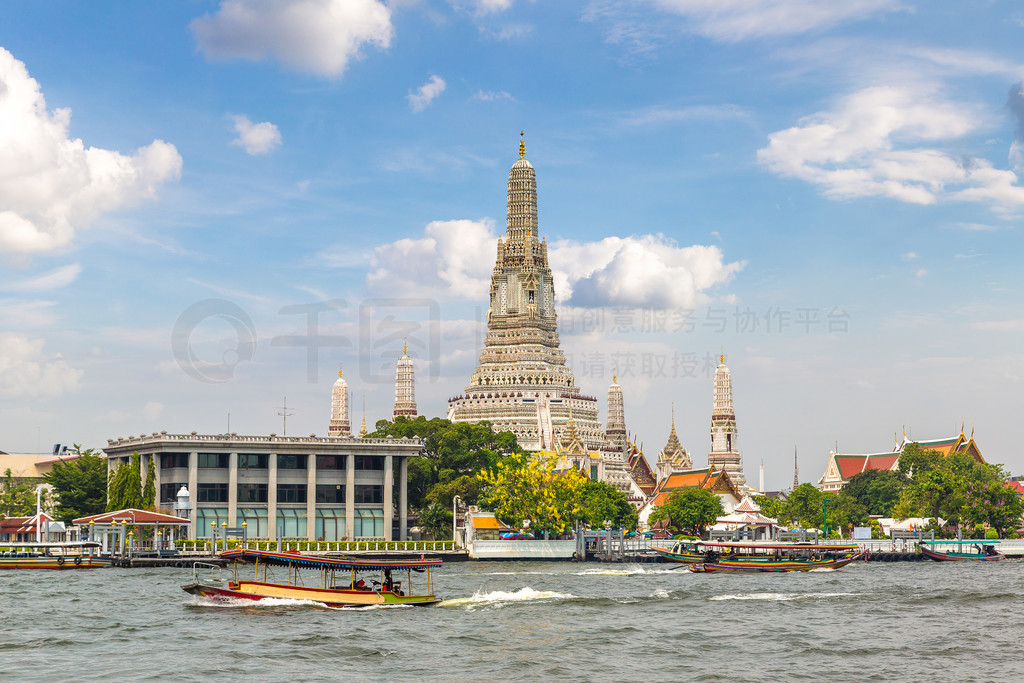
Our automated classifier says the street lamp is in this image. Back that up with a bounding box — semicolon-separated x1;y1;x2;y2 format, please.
823;496;830;538
452;495;462;546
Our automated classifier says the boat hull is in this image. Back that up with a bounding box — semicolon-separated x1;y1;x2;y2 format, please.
0;556;112;569
182;581;440;607
689;554;861;573
650;546;702;564
920;546;1005;562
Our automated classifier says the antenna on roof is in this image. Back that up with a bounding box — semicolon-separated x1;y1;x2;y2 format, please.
277;397;293;436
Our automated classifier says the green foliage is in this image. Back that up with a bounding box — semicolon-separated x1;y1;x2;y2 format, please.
985;527;999;540
896;443;941;481
42;445;108;523
649;487;724;537
107;452;144;511
142;456;156;509
417;502;453;540
478;451;586;535
1;468;37;517
786;483;825;528
753;495;786;521
369;417;521;510
843;469;904;516
579;481;639;531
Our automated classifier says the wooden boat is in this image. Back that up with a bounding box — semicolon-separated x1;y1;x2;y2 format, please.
650;540;703;564
685;541;863;573
182;548;443;607
0;542;112;569
919;539;1005;562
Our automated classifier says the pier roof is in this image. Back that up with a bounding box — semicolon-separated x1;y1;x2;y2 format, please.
74;509;190;525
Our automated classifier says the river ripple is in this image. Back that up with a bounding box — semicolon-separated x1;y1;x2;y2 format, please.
2;560;1022;682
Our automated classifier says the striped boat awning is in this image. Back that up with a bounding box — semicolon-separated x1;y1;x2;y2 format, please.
220;549;443;571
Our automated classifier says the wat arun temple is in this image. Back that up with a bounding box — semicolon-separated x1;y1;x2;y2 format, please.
444;135;748;497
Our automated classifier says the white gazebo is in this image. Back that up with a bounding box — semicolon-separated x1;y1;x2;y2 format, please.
712;496;778;540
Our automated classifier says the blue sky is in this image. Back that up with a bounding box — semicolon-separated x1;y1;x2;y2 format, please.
2;1;1023;489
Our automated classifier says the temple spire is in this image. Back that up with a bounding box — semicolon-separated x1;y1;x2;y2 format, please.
359;395;367;437
328;361;351;436
519;131;525;159
793;446;799;489
393;341;418;419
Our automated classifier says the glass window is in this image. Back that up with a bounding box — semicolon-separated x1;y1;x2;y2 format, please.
355;484;383;504
315;484;345;504
160;453;189;469
355;455;384;470
237;508;269;538
159;482;186;503
197;483;228;502
315;509;346;541
238;453;268;469
276;508;307;538
277;454;308;470
196;508;229;537
354;509;384;538
315;455;346;470
277;484;307;503
198;453;229;468
238;483;268;503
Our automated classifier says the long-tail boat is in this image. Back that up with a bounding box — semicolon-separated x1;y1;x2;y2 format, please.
0;541;111;569
919;539;1005;562
181;548;442;607
650;540;703;564
686;541;863;573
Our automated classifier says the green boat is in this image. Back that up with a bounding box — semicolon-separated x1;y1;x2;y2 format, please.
651;540;704;564
919;539;1004;562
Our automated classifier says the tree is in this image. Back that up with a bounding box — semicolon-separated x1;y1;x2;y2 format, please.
963;481;1024;537
142;456;156;509
43;445;108;523
786;483;825;528
896;443;942;481
370;417;522;509
477;451;586;536
107;452;143;511
1;468;37;517
579;481;638;531
648;488;724;537
842;469;905;516
417;502;453;540
753;495;786;522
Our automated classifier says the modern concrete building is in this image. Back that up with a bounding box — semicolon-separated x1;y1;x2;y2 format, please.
103;432;424;541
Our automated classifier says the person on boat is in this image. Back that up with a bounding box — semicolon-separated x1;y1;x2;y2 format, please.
354;578;366;590
383;569;393;592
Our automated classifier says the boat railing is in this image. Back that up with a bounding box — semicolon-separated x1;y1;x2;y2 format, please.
191;561;224;584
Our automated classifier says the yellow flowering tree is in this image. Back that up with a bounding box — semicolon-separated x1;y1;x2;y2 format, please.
477;452;586;536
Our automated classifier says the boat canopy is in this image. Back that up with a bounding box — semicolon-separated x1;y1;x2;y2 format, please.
918;539;1000;545
700;541;860;550
220;548;443;571
0;541;101;549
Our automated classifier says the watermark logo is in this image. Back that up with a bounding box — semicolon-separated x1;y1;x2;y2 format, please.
171;299;257;383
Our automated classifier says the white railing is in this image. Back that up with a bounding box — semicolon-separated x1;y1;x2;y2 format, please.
176;540;458;553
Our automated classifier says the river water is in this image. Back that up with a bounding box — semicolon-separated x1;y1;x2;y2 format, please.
3;560;1022;682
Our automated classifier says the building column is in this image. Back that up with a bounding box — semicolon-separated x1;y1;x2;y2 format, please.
346;454;355;540
188;452;198;539
383;454;394;541
268;453;278;541
151;454;161;511
307;453;317;541
228;452;238;528
399;457;408;541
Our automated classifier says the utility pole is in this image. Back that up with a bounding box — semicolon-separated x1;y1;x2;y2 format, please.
277;397;293;436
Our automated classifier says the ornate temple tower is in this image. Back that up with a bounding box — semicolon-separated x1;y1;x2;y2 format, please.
656;407;692;485
393;342;418;420
708;353;746;487
447;134;604;451
599;374;633;493
328;362;351;436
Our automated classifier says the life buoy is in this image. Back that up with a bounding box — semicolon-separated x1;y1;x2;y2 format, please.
57;556;65;566
74;556;82;566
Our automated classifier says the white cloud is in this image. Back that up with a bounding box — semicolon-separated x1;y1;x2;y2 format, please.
901;251;918;261
366;221;744;309
757;85;1024;208
0;333;82;398
6;264;82;291
0;299;58;328
473;89;515;102
621;104;750;126
971;320;1024;332
408;75;447;112
230;115;282;154
0;48;182;254
142;401;165;421
452;0;515;14
190;0;392;78
648;0;901;41
551;235;744;308
367;219;497;297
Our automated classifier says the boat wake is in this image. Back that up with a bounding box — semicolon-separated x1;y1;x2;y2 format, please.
709;592;859;602
576;564;677;576
439;587;576;610
188;595;330;609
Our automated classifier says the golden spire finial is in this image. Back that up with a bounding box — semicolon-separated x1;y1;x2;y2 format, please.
519;131;525;159
720;347;725;364
612;368;617;383
338;361;344;379
403;337;408;356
